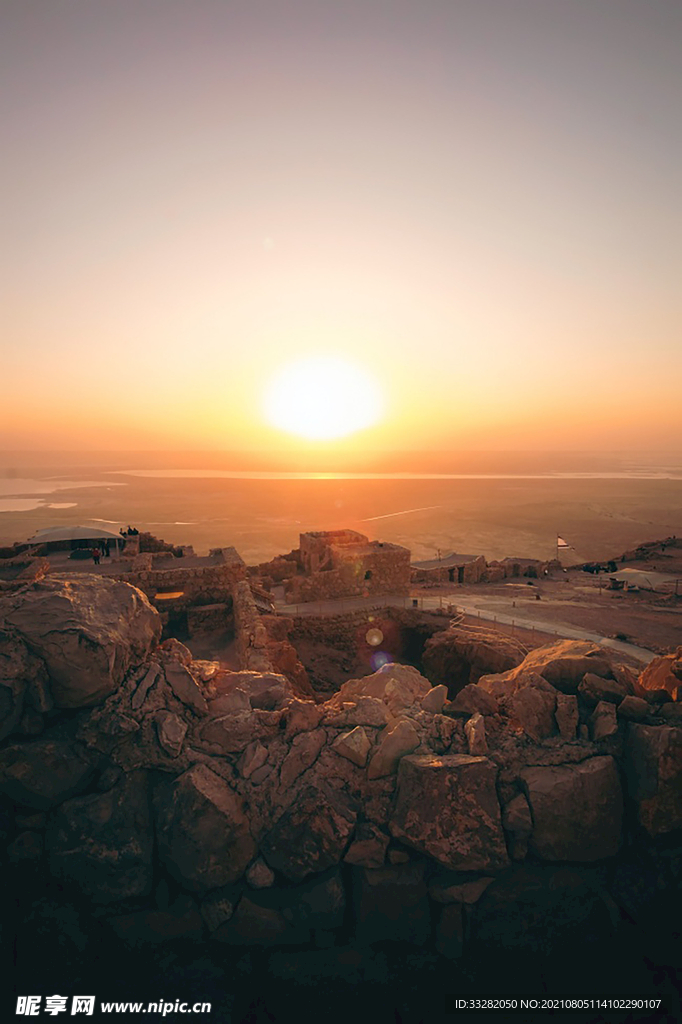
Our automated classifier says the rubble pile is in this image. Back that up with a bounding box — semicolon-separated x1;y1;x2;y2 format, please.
1;576;680;972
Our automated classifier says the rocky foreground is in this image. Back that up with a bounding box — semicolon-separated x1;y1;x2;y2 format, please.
1;575;681;1013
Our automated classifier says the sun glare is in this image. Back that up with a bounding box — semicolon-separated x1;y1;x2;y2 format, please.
263;356;384;440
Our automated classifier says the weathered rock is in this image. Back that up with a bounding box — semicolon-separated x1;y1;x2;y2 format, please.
637;648;682;698
1;576;161;708
48;770;153;902
429;873;494;905
503;677;557;741
214;670;293;710
208;690;251;715
246;857;275;889
590;700;618;740
353;862;430;945
213;895;307;945
501;792;533;860
158;638;193;665
323;696;392;729
199;885;240;932
154;710;187;757
367;719;420;779
131;663;160;710
579;672;631;707
422;628;523;694
465;713;487;755
617;695;649;721
447;684;499;717
658;702;682;723
332;663;431;715
154;764;255;892
520;756;622;861
389;754;508;871
261;785;357;881
421;685;448;713
198;710;281;753
0;740;93;810
482;640;614;696
238;740;268;779
624;723;682;835
279;728;326;788
555;693;579;739
163;662;208;717
332;726;372;767
284;698;324;737
343;823;389;868
281;869;346;931
0;631;49;740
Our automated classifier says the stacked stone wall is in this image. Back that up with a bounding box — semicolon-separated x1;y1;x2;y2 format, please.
113;560;246;610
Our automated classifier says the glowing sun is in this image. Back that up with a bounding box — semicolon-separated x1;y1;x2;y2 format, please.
263;356;384;440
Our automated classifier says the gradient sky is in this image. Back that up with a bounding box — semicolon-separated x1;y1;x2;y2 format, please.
1;0;680;452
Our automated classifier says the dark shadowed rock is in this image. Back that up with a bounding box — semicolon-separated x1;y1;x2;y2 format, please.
48;770;153;902
1;576;160;708
502;678;557;741
590;701;618;740
108;895;203;947
344;822;389;868
435;904;464;958
446;684;499;717
154;710;187;757
154;764;255;892
261;785;357;882
0;630;50;740
389;754;508;871
520;756;622;861
624;723;682;836
555;693;579;739
422;628;523;695
279;728;326;788
353;861;430;945
579;672;632;706
0;739;94;810
473;865;614;955
213;895;308;945
617;695;649;721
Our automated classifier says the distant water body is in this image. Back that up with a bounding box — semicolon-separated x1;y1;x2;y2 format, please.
1;454;681;563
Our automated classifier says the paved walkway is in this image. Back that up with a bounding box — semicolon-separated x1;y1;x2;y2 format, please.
274;592;657;665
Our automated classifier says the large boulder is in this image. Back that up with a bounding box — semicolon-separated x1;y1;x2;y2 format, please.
329;663;431;715
520;640;613;694
0;739;93;810
154;764;256;892
624;723;682;836
47;770;153;902
422;628;523;695
261;785;357;882
0;576;161;708
637;648;682;699
519;757;623;861
389;754;509;872
352;862;430;945
480;640;615;696
0;630;52;739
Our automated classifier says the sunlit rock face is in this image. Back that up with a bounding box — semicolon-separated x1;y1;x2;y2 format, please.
0;584;679;967
0;574;161;709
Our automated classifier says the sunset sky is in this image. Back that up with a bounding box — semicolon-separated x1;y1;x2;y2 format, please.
2;0;680;454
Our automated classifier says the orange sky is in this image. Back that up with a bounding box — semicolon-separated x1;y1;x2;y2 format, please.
2;1;681;453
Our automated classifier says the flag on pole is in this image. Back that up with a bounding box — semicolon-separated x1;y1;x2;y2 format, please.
557;536;570;549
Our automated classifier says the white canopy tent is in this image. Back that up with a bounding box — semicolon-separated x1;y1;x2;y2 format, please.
26;525;123;559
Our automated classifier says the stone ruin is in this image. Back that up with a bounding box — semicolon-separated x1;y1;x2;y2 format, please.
1;575;681;1015
254;530;411;604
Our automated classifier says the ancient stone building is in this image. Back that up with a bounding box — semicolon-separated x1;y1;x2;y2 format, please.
285;531;411;603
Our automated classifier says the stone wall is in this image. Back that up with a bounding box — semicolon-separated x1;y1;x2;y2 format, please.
113;549;246;610
232;580;275;673
1;580;680;992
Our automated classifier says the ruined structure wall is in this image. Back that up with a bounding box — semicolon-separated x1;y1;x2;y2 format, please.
286;545;410;603
232;580;275;673
113;559;246;609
